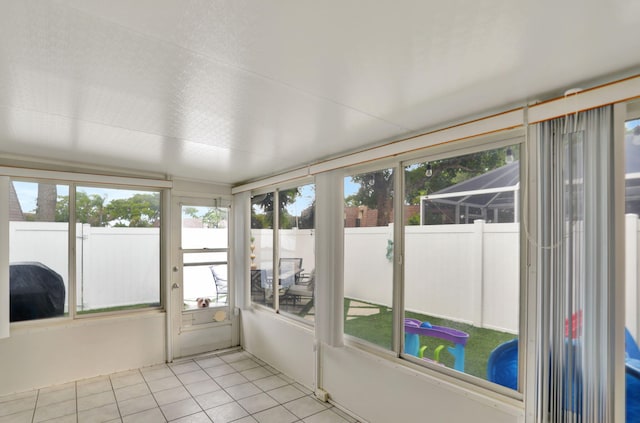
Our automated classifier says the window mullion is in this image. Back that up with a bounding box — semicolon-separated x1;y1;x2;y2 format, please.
393;163;404;355
273;190;280;312
68;184;76;319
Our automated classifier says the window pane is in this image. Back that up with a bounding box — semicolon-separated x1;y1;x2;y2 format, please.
344;169;394;349
180;205;229;310
251;193;274;309
403;146;519;385
182;206;229;249
183;252;227;264
278;184;316;321
9;181;69;322
626;117;640;422
76;187;160;314
183;260;228;309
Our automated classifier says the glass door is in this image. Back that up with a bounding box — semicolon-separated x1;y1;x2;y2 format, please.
171;197;236;358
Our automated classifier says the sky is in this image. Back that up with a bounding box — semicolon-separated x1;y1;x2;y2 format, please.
282;179;360;215
12;181;149;213
14;178;363;217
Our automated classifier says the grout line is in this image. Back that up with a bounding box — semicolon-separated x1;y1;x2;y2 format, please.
30;389;39;423
108;373;122;423
8;350;356;423
74;382;78;423
141;368;166;423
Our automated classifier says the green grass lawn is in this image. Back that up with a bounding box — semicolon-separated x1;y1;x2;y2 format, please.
343;298;516;380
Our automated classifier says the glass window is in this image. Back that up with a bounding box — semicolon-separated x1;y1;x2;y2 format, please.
251;193;274;309
278;184;315;321
625;117;640;422
9;181;69;322
76;186;161;314
403;145;520;386
343;168;395;349
180;205;229;310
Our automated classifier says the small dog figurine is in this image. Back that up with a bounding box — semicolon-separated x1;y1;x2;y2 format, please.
196;297;210;308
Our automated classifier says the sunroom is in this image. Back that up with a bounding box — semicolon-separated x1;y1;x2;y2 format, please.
2;2;640;423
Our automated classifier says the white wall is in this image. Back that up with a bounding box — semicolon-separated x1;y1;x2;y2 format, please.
241;314;524;423
322;346;523;423
0;312;165;396
241;308;315;389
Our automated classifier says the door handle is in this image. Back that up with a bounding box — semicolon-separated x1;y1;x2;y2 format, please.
171;283;180;289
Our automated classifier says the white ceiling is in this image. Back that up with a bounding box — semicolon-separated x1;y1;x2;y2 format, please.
1;0;640;185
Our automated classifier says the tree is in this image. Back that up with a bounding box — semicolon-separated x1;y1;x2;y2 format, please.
56;192;106;226
202;207;227;228
56;192;160;227
346;170;394;226
346;147;515;225
298;201;315;229
182;206;226;228
104;193;160;227
77;192;106;226
35;184;57;222
251;189;300;228
405;149;509;206
182;207;200;219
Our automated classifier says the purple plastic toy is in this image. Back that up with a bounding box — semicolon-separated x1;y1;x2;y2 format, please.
404;318;469;371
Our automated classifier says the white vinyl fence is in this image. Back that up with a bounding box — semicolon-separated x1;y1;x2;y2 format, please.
344;221;519;333
10;217;640;338
10;222;160;310
251;229;316;275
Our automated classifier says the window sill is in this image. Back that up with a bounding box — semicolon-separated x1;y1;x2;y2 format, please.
342;334;524;410
9;308;165;334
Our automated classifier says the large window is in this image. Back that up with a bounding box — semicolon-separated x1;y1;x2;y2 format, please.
278;184;315;320
343;168;395;349
76;186;161;314
251;192;274;309
626;116;640;422
8;179;163;321
9;181;69;322
250;183;316;322
402;145;520;386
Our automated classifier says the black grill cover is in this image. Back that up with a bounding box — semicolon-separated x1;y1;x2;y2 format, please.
10;262;65;322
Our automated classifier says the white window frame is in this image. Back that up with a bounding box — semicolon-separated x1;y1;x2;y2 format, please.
249;177;316;326
1;167;171;328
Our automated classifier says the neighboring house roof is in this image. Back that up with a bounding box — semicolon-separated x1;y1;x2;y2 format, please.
182;217;204;228
9;182;25;221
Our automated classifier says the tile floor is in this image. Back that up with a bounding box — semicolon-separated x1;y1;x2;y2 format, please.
0;350;360;423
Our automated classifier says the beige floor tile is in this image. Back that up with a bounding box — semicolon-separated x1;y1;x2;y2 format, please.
204;402;248;423
33;398;76;423
122;407;166;423
160;398;201;421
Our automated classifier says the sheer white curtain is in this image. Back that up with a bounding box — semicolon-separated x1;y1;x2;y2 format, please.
233;190;251;310
537;105;619;422
0;176;8;339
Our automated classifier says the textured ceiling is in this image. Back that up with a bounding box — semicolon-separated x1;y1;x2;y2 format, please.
1;0;640;184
